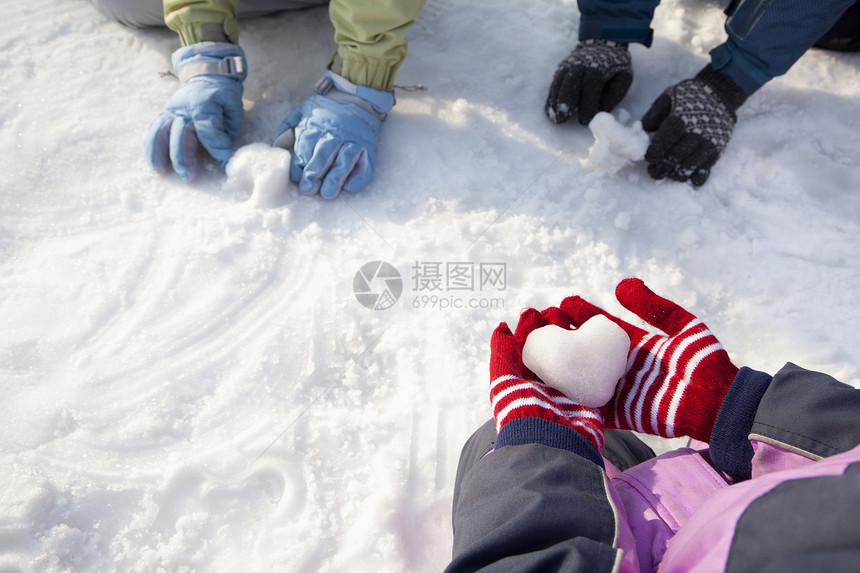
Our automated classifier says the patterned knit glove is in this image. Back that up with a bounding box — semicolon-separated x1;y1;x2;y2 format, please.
642;65;748;186
560;278;739;443
490;307;605;455
545;39;633;126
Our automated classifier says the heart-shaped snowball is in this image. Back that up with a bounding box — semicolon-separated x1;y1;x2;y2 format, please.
521;315;630;408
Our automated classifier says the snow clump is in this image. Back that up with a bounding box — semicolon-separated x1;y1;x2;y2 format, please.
581;112;650;175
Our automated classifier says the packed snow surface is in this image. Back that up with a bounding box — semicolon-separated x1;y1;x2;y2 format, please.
2;0;859;571
523;317;630;407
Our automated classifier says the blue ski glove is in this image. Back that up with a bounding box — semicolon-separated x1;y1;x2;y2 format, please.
145;42;247;181
271;71;394;199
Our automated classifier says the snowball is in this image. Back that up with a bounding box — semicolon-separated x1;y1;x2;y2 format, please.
225;143;292;207
580;112;649;175
522;315;630;408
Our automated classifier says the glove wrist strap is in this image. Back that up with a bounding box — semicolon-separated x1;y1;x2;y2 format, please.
173;42;248;84
314;72;394;121
178;56;246;83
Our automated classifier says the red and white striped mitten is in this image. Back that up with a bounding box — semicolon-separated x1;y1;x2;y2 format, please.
490;307;605;451
561;278;739;442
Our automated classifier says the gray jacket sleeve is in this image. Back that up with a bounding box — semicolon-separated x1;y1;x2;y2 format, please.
711;363;860;481
749;362;860;457
446;439;620;572
713;363;860;572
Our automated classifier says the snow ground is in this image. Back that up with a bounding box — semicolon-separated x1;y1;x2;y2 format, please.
1;0;859;570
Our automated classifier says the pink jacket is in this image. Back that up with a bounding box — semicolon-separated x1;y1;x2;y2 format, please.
607;440;860;571
447;364;860;572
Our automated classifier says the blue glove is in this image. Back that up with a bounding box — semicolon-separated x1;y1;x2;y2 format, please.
271;71;394;198
145;42;247;181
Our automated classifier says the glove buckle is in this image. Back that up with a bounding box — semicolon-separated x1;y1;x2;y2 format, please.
219;55;245;79
314;75;389;121
177;55;247;83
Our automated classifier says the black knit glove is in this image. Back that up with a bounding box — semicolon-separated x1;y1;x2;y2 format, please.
545;39;633;126
642;65;748;186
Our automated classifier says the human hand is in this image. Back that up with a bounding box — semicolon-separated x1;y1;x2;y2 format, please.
491;307;605;451
145;42;246;181
560;278;739;442
642;65;747;186
545;39;633;126
271;71;393;199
